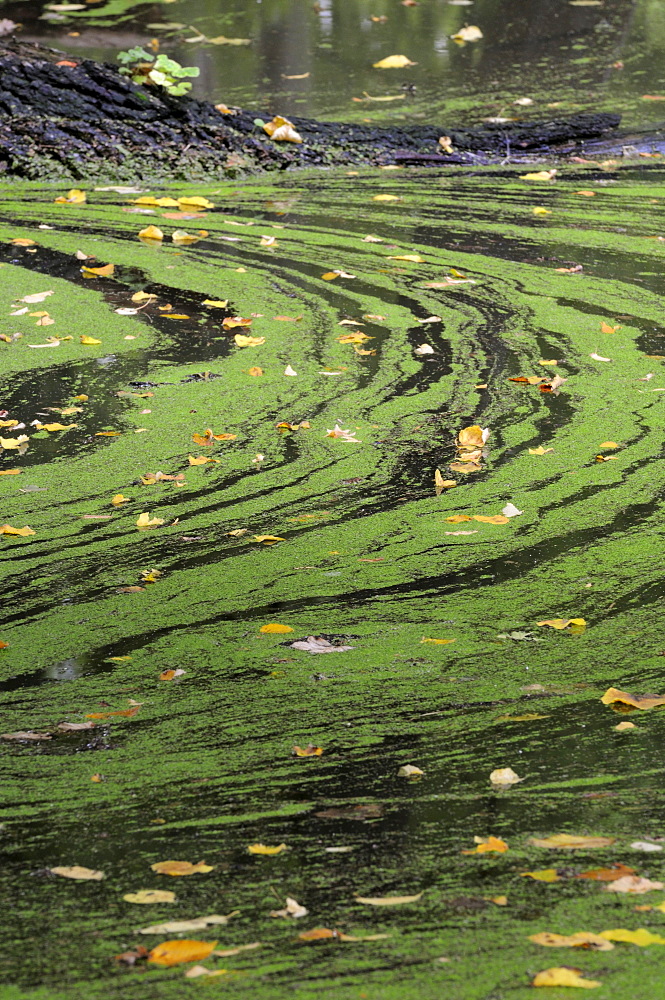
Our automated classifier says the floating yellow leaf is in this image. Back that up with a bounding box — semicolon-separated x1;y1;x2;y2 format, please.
489;767;523;786
133;196;179;208
614;721;636;731
521;869;560;882
80;335;101;345
532;967;601;988
111;494;131;505
202;299;228;308
372;54;417;69
355;892;423;905
529;834;615;850
599;928;665;946
171;230;204;244
521;170;557;181
55;189;86;204
537;618;586;630
151;860;214;876
10;237;36;246
533;206;552;215
81;263;114;278
529;932;613;951
600;687;665;710
371;194;400;202
473;515;509;525
34;422;77;432
248;366;263;376
136;512;165;528
0;435;29;450
223;316;252;329
259;623;294;633
148;940;217;967
234;335;266;347
262;115;303;143
188;455;220;465
0;469;21;476
337;332;374;344
420;637;455;644
178;196;215;209
451;25;483;43
462;835;508;855
123;890;176;904
293;744;323;756
138;225;164;241
50;865;104;880
387;254;424;262
435;469;456;489
599;441;618;449
0;524;35;536
248;843;287;855
529;446;554;455
398;764;424;778
253;535;285;543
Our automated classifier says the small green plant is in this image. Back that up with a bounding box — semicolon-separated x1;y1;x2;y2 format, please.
117;47;199;97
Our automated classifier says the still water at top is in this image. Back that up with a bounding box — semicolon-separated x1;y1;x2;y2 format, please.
11;0;665;126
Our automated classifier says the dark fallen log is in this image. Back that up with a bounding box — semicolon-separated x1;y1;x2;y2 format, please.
0;38;625;181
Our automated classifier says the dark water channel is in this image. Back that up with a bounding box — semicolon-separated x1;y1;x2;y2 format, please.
2;3;665;998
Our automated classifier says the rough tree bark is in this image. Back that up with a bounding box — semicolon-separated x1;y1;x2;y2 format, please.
0;38;632;182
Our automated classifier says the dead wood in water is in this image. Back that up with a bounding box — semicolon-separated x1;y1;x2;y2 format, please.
0;38;623;181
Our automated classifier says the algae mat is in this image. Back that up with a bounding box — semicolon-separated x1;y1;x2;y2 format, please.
1;168;665;998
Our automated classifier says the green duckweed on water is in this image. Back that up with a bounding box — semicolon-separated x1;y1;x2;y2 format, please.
1;166;665;999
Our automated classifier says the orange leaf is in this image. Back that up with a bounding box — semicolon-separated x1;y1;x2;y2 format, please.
577;864;635;882
298;928;337;941
293;744;323;756
462;835;508;854
259;623;294;633
85;707;139;720
148;940;217;967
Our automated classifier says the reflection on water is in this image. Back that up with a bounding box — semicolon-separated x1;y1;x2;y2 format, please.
5;0;665;126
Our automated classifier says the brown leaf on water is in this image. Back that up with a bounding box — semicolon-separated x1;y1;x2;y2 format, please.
148;940;217;967
2;730;51;741
600;687;665;710
462;835;508;854
151;860;214;876
57;722;96;732
114;946;149;965
529;834;615;849
293;744;323;756
577;864;635;882
509;375;547;384
223;315;252;329
315;803;382;821
529;931;614;951
614;721;636;731
50;865;104;880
